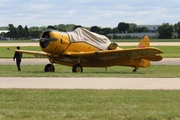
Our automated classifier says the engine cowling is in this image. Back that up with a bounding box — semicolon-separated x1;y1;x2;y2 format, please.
39;30;70;55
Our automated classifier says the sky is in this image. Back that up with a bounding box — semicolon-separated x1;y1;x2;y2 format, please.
1;0;180;28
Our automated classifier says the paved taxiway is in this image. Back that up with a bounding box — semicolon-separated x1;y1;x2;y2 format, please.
0;77;180;90
0;58;180;65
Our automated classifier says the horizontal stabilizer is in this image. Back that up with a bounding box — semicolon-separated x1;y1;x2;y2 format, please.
143;55;163;61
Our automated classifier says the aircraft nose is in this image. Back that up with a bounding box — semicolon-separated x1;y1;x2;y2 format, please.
40;31;51;48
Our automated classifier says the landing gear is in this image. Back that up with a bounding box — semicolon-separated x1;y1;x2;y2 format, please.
44;64;55;72
133;69;137;72
132;67;138;72
72;64;83;73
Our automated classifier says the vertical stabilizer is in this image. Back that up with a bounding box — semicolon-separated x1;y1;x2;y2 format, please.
137;36;150;48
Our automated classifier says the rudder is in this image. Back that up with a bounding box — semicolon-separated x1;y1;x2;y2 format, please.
137;36;150;48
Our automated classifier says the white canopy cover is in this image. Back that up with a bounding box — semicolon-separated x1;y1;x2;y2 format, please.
67;28;111;50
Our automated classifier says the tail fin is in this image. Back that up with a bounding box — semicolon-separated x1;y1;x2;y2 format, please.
137;36;150;48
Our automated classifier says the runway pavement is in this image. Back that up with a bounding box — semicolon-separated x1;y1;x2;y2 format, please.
0;58;180;65
0;77;180;90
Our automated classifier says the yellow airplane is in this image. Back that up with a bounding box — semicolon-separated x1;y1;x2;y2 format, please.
16;28;163;72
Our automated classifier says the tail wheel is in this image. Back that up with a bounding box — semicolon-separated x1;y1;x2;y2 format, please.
44;64;55;72
72;64;83;73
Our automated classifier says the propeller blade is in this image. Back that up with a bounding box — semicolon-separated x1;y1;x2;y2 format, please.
31;38;58;42
43;38;58;41
31;39;40;42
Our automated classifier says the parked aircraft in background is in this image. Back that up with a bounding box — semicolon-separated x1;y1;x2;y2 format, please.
16;28;163;72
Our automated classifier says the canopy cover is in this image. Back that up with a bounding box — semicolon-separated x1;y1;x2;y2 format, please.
67;28;111;50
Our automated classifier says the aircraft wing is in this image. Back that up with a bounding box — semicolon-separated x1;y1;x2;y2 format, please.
64;47;163;61
16;47;163;62
15;50;59;58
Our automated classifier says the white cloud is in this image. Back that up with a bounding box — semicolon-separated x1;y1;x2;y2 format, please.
1;0;180;27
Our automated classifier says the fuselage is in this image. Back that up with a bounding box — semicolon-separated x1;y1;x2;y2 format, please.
39;30;150;68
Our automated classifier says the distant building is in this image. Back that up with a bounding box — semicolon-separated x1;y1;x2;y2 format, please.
108;25;160;38
0;30;9;34
137;25;160;33
109;32;158;38
0;30;10;40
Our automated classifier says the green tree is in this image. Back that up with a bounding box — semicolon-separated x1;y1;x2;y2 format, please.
29;30;42;38
24;25;29;38
47;25;56;30
111;27;119;33
39;26;47;32
90;26;101;34
117;22;129;33
101;27;112;35
66;24;75;31
55;24;66;31
137;27;149;32
127;23;137;33
157;23;174;39
174;22;180;38
29;26;42;38
8;24;18;39
18;25;26;38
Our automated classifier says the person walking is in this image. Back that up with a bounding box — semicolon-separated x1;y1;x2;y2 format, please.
13;46;22;71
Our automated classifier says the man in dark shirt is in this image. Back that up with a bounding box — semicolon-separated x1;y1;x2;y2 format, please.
13;46;22;71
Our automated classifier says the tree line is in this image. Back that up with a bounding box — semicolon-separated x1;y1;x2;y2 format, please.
1;22;180;40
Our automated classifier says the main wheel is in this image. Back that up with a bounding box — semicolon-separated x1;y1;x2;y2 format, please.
44;64;55;72
133;67;138;72
72;64;83;73
133;69;137;72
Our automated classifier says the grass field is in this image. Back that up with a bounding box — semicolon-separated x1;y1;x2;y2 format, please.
0;89;180;120
0;46;41;58
0;65;180;77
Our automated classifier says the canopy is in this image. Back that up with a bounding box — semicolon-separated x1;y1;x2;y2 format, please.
67;28;111;50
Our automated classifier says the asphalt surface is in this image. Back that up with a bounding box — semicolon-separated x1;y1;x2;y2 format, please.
0;58;180;65
0;77;180;90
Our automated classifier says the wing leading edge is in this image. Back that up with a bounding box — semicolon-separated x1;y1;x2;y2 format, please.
15;50;59;58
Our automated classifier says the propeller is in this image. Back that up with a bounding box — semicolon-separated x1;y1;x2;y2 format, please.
31;38;58;42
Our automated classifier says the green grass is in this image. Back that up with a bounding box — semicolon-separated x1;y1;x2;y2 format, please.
155;46;180;58
0;65;180;77
0;46;179;58
0;89;180;120
0;46;41;58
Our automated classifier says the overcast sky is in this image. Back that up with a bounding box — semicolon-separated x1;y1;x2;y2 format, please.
0;0;180;28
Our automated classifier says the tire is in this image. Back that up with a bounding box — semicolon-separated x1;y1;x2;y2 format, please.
72;64;83;73
44;64;55;72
